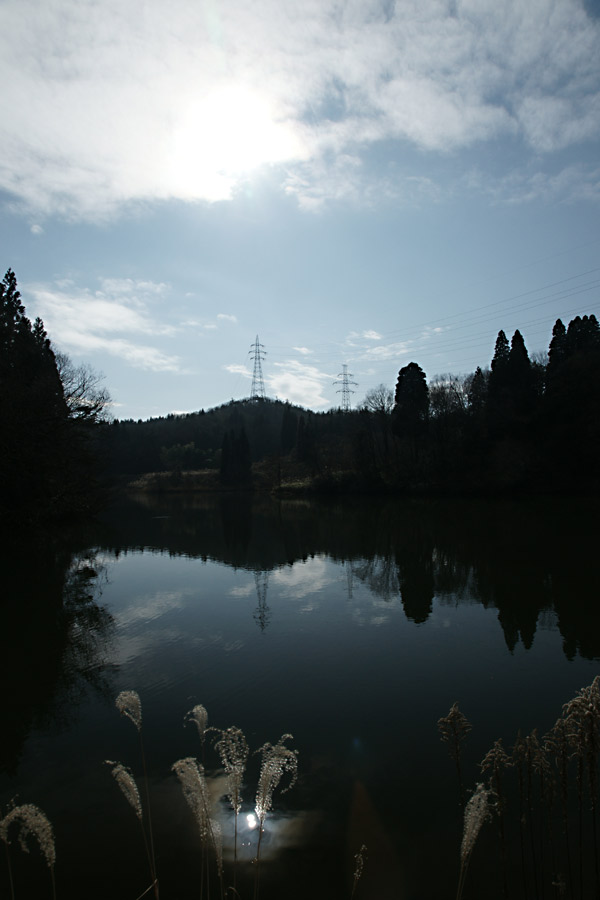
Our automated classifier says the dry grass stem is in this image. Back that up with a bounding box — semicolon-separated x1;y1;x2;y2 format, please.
0;803;56;869
172;757;214;843
116;690;143;732
457;782;491;900
438;702;472;805
213;727;249;815
438;702;472;756
186;704;209;745
351;844;368;899
460;782;491;864
255;734;298;824
105;760;143;821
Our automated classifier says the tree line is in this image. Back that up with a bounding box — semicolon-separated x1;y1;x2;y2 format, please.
3;262;598;504
0;270;110;523
104;311;599;494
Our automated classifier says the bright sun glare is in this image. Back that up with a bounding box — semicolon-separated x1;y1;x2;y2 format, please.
169;85;301;200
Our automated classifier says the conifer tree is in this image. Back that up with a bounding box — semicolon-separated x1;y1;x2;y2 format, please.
393;362;429;436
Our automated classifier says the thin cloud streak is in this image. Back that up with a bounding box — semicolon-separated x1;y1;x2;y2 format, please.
28;279;182;372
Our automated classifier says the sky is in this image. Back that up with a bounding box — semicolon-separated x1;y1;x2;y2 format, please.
1;0;599;420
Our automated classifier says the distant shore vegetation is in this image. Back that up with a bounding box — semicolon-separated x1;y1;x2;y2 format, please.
107;315;600;497
2;266;599;513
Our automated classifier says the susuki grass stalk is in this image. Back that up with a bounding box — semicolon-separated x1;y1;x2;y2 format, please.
438;702;472;808
524;731;540;900
512;732;530;898
351;844;367;899
0;803;56;900
187;705;209;767
547;716;573;898
456;782;491;900
564;676;600;900
172;756;223;900
115;690;159;900
480;739;510;900
254;734;298;900
210;725;248;891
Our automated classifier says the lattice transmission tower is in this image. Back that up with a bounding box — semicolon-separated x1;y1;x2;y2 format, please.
249;335;267;400
334;364;358;411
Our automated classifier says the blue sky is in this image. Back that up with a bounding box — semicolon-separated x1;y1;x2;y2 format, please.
1;0;599;419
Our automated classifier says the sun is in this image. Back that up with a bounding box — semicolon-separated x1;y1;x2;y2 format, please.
168;84;302;201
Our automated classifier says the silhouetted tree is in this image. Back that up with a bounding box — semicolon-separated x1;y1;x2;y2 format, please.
0;269;109;521
393;362;429;436
466;367;488;413
361;384;394;415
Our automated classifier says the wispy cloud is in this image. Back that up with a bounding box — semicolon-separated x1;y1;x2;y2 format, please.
268;359;334;407
217;313;238;323
27;278;181;372
224;363;251;378
0;0;598;219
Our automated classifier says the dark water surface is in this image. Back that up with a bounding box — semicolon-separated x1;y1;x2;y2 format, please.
1;493;599;899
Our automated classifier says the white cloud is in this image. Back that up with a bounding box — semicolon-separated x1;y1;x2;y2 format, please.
0;0;598;219
217;313;238;323
268;359;333;407
271;557;333;600
224;363;251;378
27;278;181;372
293;346;313;355
362;341;412;361
30;223;43;235
363;330;382;340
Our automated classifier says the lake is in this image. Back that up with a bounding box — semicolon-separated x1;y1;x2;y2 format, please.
1;492;599;900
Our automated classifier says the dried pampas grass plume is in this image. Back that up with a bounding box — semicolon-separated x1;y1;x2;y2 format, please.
0;803;56;869
457;782;491;900
255;734;298;824
115;690;142;732
186;704;208;745
105;761;143;821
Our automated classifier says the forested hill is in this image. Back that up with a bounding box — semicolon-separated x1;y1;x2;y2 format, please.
104;313;600;495
103;397;341;479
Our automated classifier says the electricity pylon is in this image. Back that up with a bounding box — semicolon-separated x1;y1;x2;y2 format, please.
249;335;266;400
334;364;358;411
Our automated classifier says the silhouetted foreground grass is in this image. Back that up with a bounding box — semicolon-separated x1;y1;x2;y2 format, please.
2;678;600;899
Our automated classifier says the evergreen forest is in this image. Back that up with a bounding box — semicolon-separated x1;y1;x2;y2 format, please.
105;317;600;495
2;266;599;516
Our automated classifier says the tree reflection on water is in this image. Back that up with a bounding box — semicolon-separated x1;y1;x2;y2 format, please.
0;534;115;774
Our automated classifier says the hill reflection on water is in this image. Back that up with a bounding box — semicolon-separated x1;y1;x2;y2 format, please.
101;492;599;661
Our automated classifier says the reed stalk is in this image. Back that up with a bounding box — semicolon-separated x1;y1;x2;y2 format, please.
438;702;472;808
0;803;56;900
351;844;367;899
480;738;510;899
547;716;573;898
210;726;248;892
456;782;491;900
512;732;530;898
115;690;159;899
254;734;298;900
